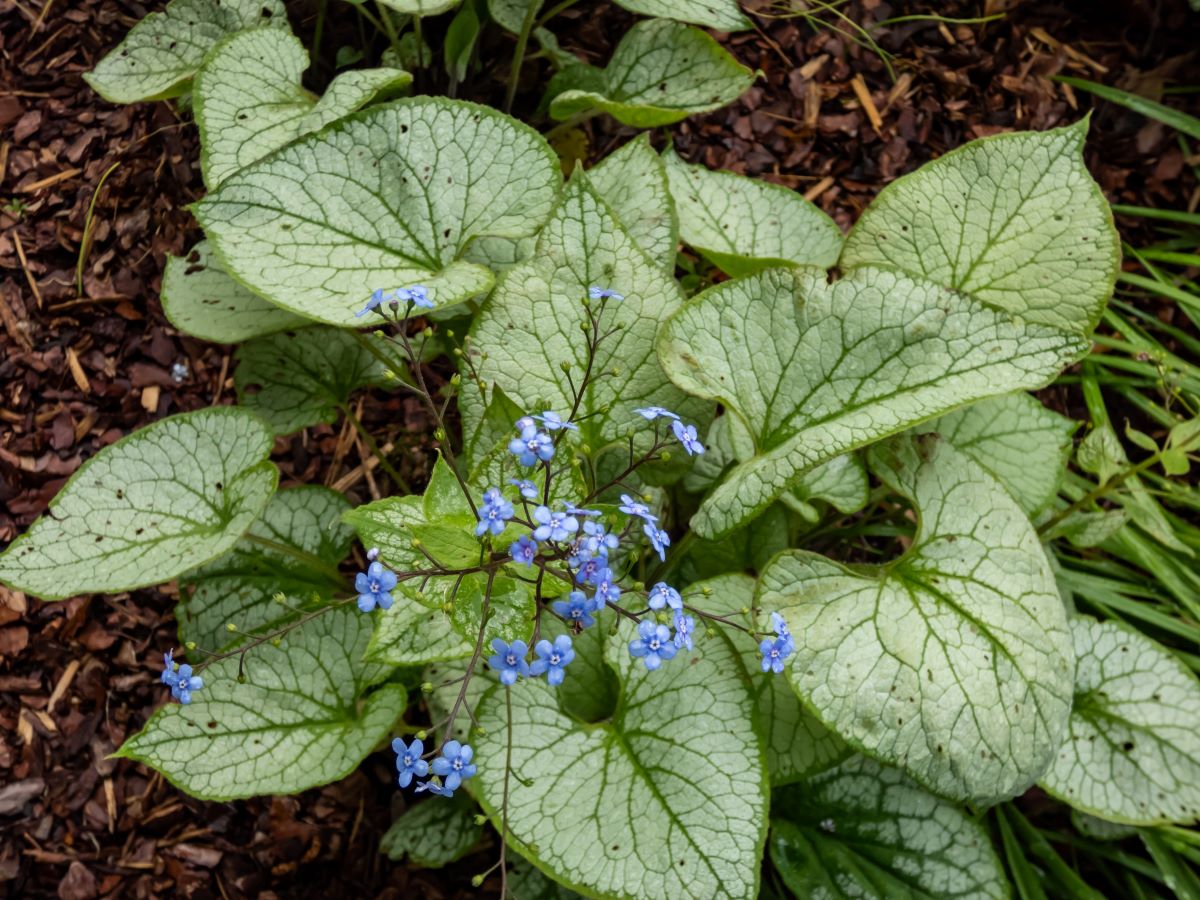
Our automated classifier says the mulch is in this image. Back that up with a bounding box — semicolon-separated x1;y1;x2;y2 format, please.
0;0;1196;896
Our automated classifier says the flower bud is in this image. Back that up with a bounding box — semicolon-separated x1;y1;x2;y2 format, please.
471;875;485;888
421;682;434;694
185;641;197;650
225;622;237;632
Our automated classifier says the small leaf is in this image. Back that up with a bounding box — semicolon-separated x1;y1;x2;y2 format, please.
659;266;1087;539
466;173;706;455
1169;417;1200;452
1124;422;1159;453
443;0;482;82
662;147;842;275
548;20;754;128
161;241;309;343
611;0;750;31
758;434;1074;804
117;606;404;800
84;0;289;104
1077;424;1126;485
196;97;561;325
234;327;396;435
471;615;767;899
179;486;352;654
195;28;410;188
787;453;870;520
922;392;1076;515
840;120;1120;336
487;0;541;33
0;408;277;600
588;135;679;270
770;756;1009;899
381;793;483;866
1040;615;1200;825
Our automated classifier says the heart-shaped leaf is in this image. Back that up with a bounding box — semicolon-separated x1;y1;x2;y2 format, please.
1040;616;1200;825
662;147;842;275
233;326;398;435
659;266;1088;539
467;173;706;454
161;241;309;343
921;392;1075;516
840;120;1119;336
770;756;1008;899
178;486;352;654
117;606;404;800
366;597;473;666
758;434;1074;804
0;408;277;600
196;97;561;325
471;614;767;899
549;20;754;128
612;0;750;31
85;0;289;104
195;27;409;188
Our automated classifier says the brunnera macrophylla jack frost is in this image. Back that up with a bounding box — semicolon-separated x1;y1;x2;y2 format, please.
12;20;1177;889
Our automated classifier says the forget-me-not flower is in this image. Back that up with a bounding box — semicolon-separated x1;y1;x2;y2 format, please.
648;582;682;611
161;651;204;704
533;411;578;432
671;419;705;456
593;569;621;607
552;591;598;629
476;487;514;537
415;779;455;797
629;620;677;670
532;505;579;543
673;612;695;651
760;634;794;674
633;406;679;421
588;285;625;301
356;561;398;612
392;737;430;788
771;611;795;654
509;478;539;500
509;534;538;567
530;635;575;686
488;638;530;685
355;284;432;317
644;522;671;561
619;493;655;523
509;424;554;467
581;520;619;557
431;741;477;792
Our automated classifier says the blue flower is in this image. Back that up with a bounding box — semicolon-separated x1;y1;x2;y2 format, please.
633;406;680;421
673;611;695;650
509;534;538;567
647;582;682;611
509;478;539;500
581;520;619;556
366;547;380;561
532;505;579;543
567;504;602;518
397;285;433;308
355;288;391;318
552;591;598;628
415;779;455;797
644;523;671;562
392;737;430;789
356;561;398;612
571;553;606;586
760;636;793;674
508;425;554;467
530;635;575;686
671;419;705;456
431;740;477;792
169;662;203;704
629;620;677;670
161;650;178;688
619;493;656;523
593;569;621;607
588;285;625;301
476;487;514;537
771;611;796;654
487;638;530;686
533;411;578;432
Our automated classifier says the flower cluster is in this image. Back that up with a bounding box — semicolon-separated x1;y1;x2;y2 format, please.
355;283;433;318
161;650;203;704
393;736;477;797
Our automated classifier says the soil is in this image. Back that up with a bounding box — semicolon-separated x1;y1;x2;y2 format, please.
0;0;1196;896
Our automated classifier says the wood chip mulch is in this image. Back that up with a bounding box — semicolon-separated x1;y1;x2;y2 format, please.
0;0;1196;896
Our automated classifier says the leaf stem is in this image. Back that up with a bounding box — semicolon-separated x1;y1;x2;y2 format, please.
504;0;541;113
373;2;404;58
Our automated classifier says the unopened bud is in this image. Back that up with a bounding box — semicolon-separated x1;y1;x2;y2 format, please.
411;538;423;548
660;449;671;461
237;672;247;683
416;729;428;740
423;326;434;338
474;814;488;826
450;373;461;386
579;321;590;332
366;547;380;561
471;875;485;888
435;427;447;441
473;726;486;737
225;622;237;633
560;360;572;372
271;637;282;647
740;606;751;614
701;586;713;596
185;641;197;650
453;347;463;356
374;330;386;338
447;330;456;338
421;682;434;694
